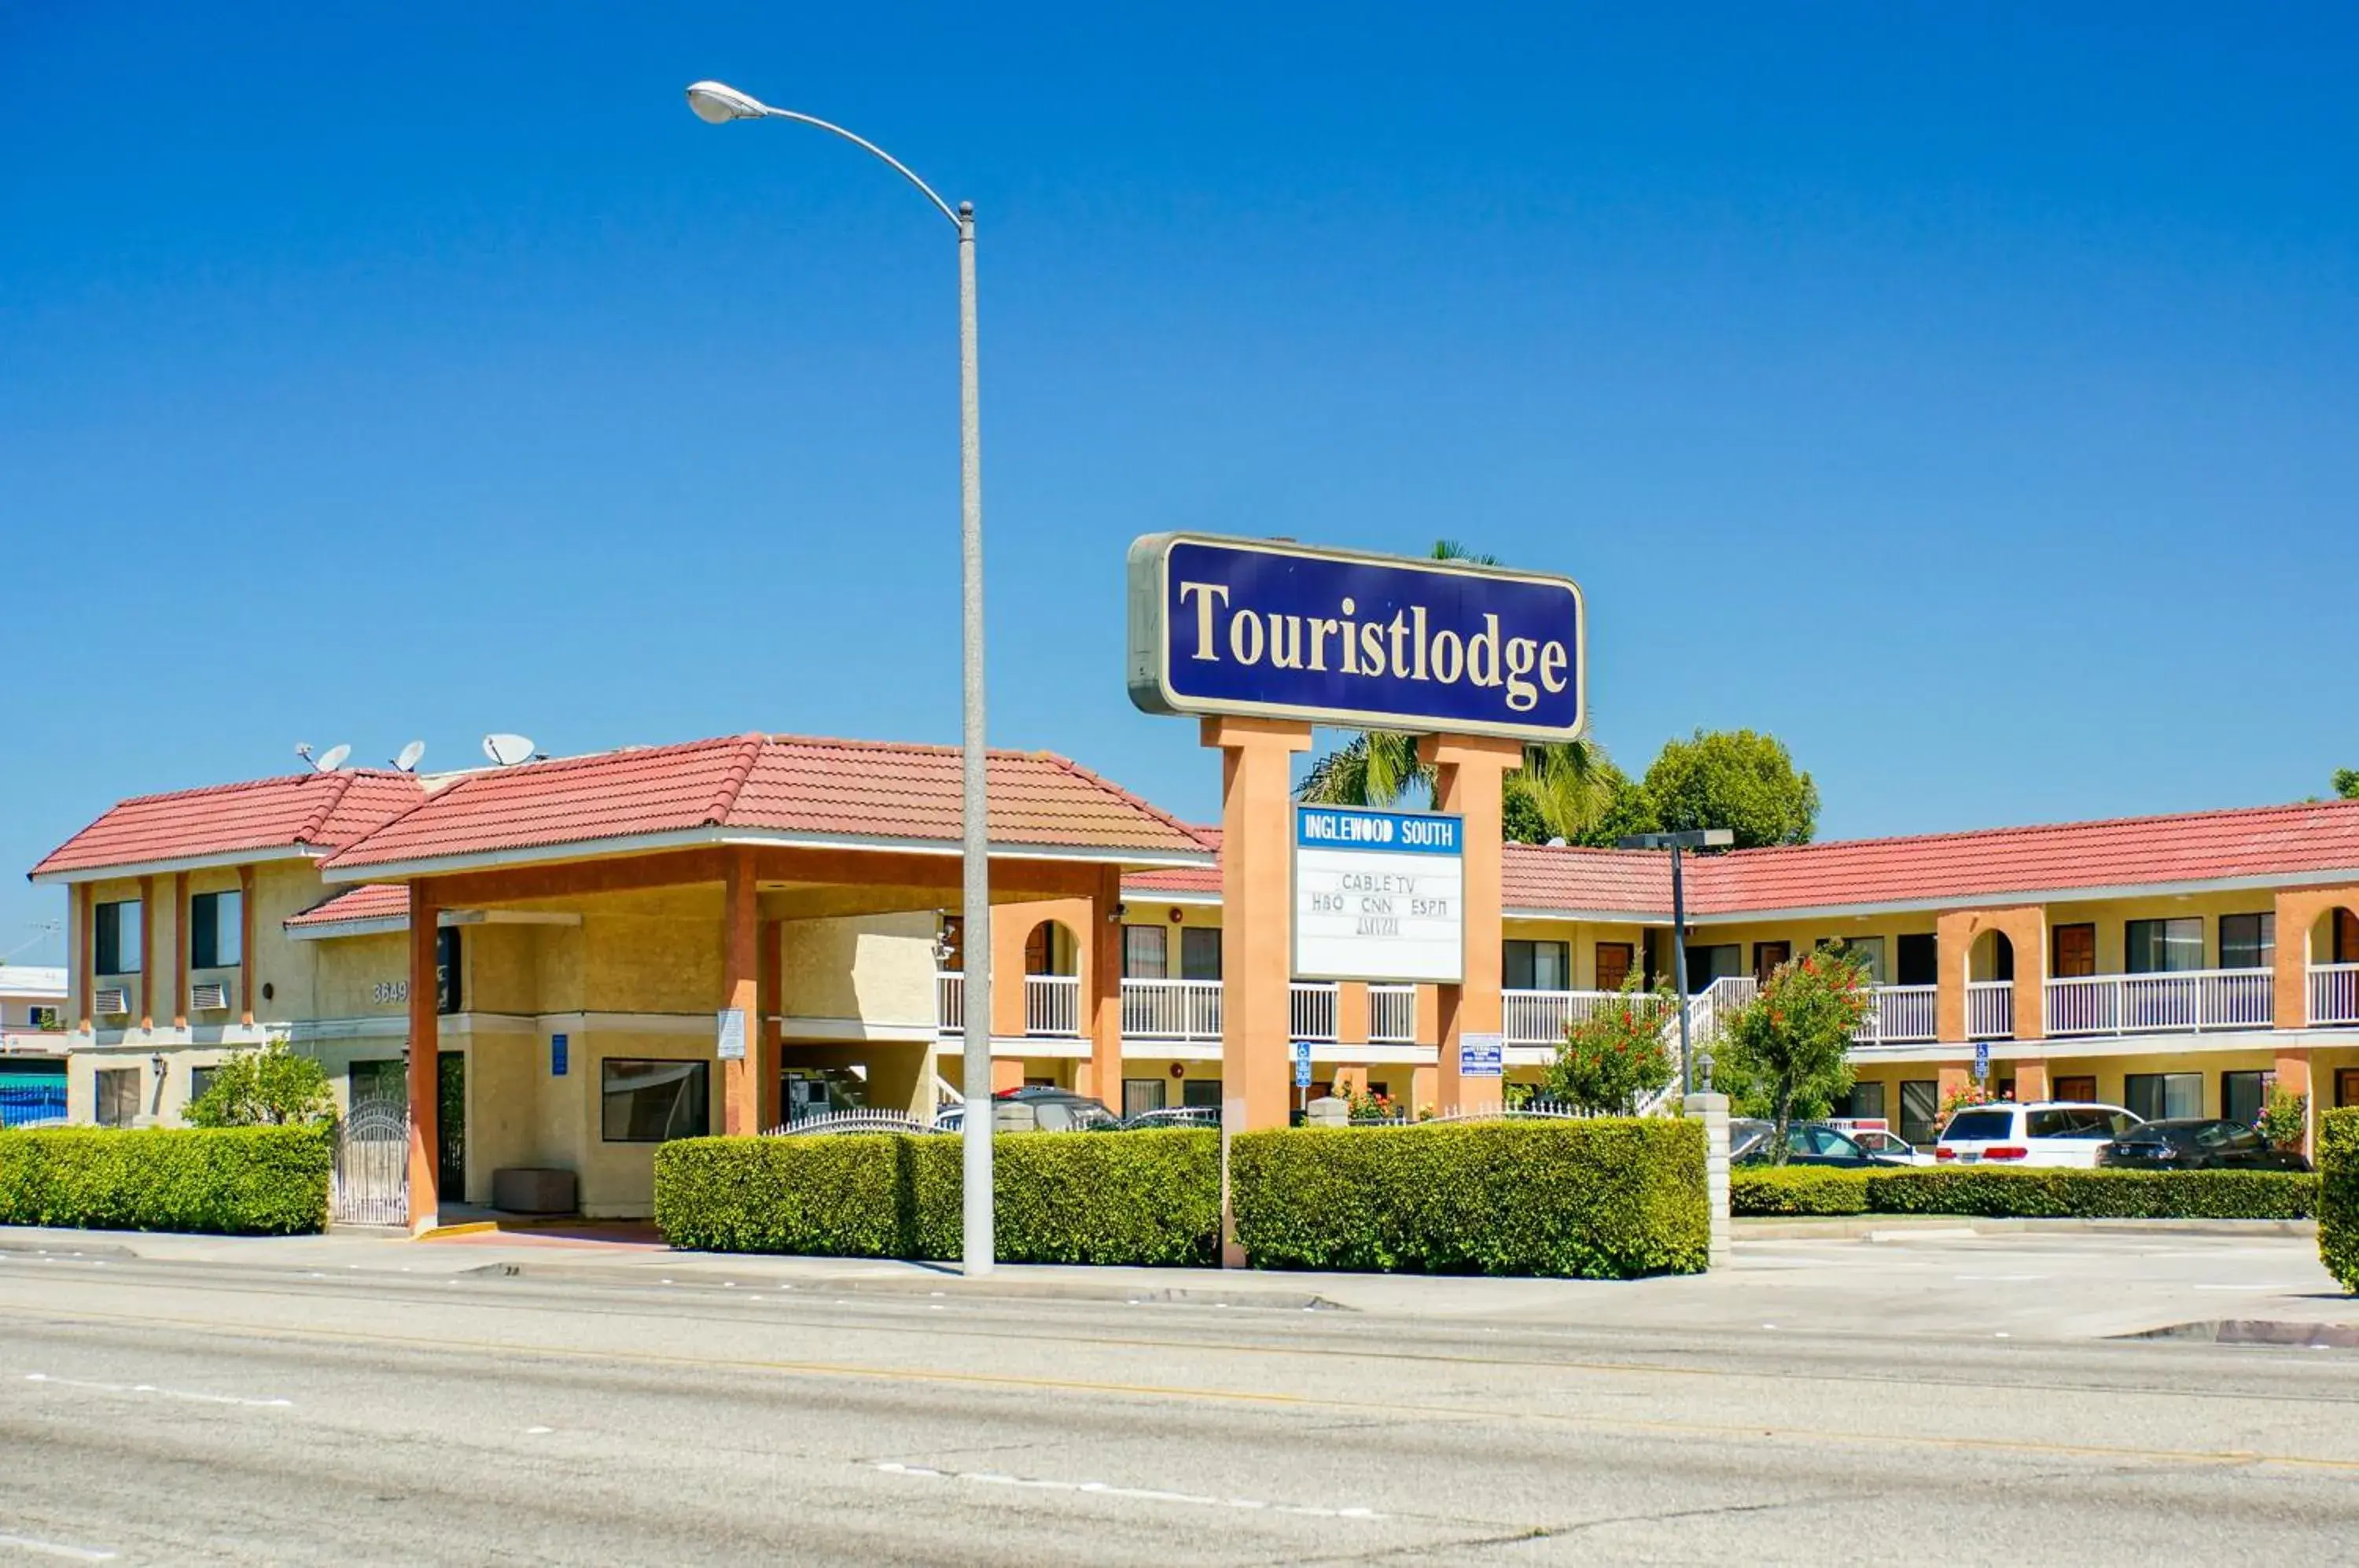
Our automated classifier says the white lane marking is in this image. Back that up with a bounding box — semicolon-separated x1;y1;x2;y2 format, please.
1952;1274;2047;1282
525;1426;554;1435
20;1374;290;1409
0;1529;118;1560
871;1461;1379;1519
2192;1283;2315;1292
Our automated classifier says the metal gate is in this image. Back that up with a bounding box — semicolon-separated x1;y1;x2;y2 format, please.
333;1097;410;1227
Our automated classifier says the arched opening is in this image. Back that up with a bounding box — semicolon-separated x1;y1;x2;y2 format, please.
1022;920;1078;977
1021;920;1082;1037
2309;906;2359;1029
1969;929;2015;983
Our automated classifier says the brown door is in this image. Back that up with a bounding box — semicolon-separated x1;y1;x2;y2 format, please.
1754;941;1792;983
2052;924;2096;978
2338;909;2359;964
1594;943;1633;992
2054;1075;2097;1102
2339;1069;2359;1109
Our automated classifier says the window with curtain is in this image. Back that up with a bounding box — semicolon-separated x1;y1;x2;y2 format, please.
1898;1080;1940;1145
1503;940;1569;991
1180;927;1222;981
94;900;142;977
2124;1072;2202;1121
191;890;243;970
2125;918;2203;974
2220;1070;2266;1126
1121;925;1168;979
2217;913;2274;971
96;1067;140;1128
1683;944;1742;990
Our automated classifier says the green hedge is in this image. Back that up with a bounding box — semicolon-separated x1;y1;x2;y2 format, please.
654;1128;1220;1266
0;1125;332;1235
2322;1109;2358;1293
1732;1165;2318;1221
1231;1119;1708;1278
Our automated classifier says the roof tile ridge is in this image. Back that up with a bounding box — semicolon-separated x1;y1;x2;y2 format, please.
320;767;491;866
293;772;359;846
705;734;768;826
1038;751;1208;845
1711;795;2359;863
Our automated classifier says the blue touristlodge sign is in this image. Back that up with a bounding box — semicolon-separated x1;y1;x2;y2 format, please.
1126;533;1585;741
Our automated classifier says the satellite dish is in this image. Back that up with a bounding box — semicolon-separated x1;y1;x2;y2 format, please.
483;733;536;767
315;744;352;772
293;742;315;763
392;741;427;774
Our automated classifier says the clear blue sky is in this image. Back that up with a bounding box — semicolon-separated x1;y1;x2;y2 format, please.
5;3;2355;963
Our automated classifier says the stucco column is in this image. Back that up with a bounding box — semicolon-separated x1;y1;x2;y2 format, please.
1936;1062;1971;1123
2014;1059;2050;1102
169;873;189;1030
72;884;92;1034
721;849;760;1137
1422;734;1521;1117
1203;716;1313;1132
2275;886;2359;1029
2274;1046;2314;1154
137;875;156;1032
757;916;782;1131
990;904;1029;1040
406;881;442;1234
237;864;258;1026
1335;981;1371;1046
1935;906;2045;1044
1685;1091;1731;1268
1087;864;1124;1107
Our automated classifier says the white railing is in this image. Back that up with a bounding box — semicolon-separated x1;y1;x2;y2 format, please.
1290;981;1338;1043
2311;963;2359;1027
1121;977;1224;1042
1368;984;1418;1043
1966;980;2014;1040
935;971;963;1035
1025;974;1082;1037
1503;988;1627;1047
2044;968;2273;1036
1853;984;1938;1045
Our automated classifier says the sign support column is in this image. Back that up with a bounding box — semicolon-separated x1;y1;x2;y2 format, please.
1423;734;1521;1117
1204;716;1312;1136
720;848;759;1137
406;879;442;1234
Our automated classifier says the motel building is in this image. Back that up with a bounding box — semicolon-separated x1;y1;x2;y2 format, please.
27;728;2359;1219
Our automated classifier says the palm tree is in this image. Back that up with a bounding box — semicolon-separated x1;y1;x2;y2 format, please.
1296;542;1617;842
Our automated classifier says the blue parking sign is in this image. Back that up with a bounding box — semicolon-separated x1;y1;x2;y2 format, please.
1973;1040;1990;1082
1294;1039;1313;1088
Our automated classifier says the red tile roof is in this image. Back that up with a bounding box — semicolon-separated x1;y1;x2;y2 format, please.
285;883;410;929
31;772;426;882
1503;843;1675;913
322;734;1212;874
1686;797;2359;916
1124;828;1224;898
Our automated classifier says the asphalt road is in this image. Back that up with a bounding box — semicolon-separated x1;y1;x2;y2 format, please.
2;1243;2356;1565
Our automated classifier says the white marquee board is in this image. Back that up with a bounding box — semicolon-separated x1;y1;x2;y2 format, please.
1292;806;1464;984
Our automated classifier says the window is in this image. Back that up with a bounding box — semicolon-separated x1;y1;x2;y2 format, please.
1899;1080;1940;1145
1180;927;1222;981
1593;943;1634;992
187;1066;218;1106
1815;936;1886;984
1840;1081;1887;1124
2221;1070;2266;1127
95;1066;140;1128
1503;940;1569;991
2342;1068;2359;1110
2218;914;2274;971
2125;918;2203;974
2053;1075;2098;1102
2124;1072;2202;1121
1180;1077;1221;1110
2339;909;2359;966
1751;942;1791;984
1945;1109;2017;1142
190;890;244;970
94;900;142;977
1896;934;1938;988
1683;944;1741;991
2052;924;2096;979
27;1006;60;1032
1122;1078;1165;1119
437;926;463;1014
937;915;965;972
1121;925;1168;979
600;1059;710;1143
348;1059;406;1107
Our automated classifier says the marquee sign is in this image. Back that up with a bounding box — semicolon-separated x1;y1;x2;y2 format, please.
1293;806;1464;984
1127;533;1585;742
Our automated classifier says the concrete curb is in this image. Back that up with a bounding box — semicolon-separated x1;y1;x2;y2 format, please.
461;1257;1351;1312
1737;1215;2320;1241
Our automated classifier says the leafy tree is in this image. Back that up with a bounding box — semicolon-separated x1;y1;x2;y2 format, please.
2258;1088;2309;1153
1544;980;1676;1114
1712;948;1871;1161
2335;768;2359;801
185;1041;336;1128
1641;728;1819;848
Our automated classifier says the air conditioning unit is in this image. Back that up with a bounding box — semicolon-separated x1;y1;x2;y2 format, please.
93;986;130;1018
191;981;230;1013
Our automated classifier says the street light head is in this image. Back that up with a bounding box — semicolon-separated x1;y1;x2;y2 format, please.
685;80;770;123
1701;829;1735;848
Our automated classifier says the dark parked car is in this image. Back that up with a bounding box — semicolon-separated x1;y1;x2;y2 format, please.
2096;1118;2309;1172
990;1086;1122;1132
1121;1106;1221;1131
1730;1119;1914;1169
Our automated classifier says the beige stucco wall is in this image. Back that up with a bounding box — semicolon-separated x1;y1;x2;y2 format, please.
779;911;936;1027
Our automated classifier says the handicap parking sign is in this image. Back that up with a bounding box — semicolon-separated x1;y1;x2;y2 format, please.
1973;1040;1990;1082
1294;1039;1313;1088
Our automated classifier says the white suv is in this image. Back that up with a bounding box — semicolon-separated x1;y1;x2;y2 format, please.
1934;1102;2140;1169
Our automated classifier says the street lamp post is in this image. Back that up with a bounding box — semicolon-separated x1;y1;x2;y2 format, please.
1617;829;1735;1095
686;81;997;1277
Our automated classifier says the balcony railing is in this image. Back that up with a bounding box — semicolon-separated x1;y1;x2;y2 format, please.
1290;981;1338;1043
1503;988;1627;1047
1966;980;2014;1040
2311;963;2359;1027
1025;974;1082;1037
936;971;963;1035
2044;969;2273;1036
1121;978;1223;1042
1853;984;1938;1044
1369;984;1418;1044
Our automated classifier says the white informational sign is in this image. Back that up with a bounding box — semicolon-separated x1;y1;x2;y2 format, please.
1293;806;1464;984
716;1007;748;1062
1459;1032;1504;1079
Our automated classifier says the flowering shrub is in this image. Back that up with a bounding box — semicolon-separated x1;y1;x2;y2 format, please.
1940;1080;1997;1121
2258;1089;2309;1154
1714;948;1873;1165
1545;980;1676;1116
